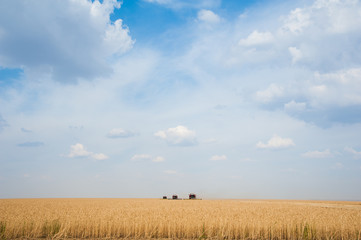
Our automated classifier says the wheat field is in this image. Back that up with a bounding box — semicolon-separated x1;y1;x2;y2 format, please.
0;198;360;239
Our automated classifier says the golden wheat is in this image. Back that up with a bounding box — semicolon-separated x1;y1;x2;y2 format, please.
0;198;360;239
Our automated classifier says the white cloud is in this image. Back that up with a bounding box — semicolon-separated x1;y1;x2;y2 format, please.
104;19;134;55
255;84;284;103
91;153;109;161
154;131;167;139
344;147;361;159
67;143;108;161
309;68;361;107
281;8;310;34
257;135;295;149
310;85;327;94
131;154;165;162
284;100;306;112
302;149;333;158
239;30;274;47
288;46;303;63
197;9;220;24
210;155;227;161
107;128;135;138
155;125;197;146
152;156;165;162
278;0;361;70
0;0;134;83
131;154;152;161
68;143;92;158
312;0;361;34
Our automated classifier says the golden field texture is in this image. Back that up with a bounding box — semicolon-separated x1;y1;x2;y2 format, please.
0;198;361;239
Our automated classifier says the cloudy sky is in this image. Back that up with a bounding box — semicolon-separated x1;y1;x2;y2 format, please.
1;0;361;200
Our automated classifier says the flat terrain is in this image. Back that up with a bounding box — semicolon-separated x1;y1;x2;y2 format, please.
0;198;360;239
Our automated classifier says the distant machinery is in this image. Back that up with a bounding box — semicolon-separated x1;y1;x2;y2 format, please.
189;193;196;199
162;193;199;200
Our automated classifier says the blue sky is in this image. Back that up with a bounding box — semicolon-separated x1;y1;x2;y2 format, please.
1;0;361;200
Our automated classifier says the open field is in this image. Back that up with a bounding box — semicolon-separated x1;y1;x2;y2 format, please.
0;198;361;239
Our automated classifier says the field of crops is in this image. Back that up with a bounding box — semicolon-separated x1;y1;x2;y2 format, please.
0;198;360;239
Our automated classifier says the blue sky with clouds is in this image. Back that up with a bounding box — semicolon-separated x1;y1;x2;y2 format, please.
1;0;361;200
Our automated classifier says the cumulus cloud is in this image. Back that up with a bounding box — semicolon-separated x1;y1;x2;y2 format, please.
0;0;134;83
155;125;197;146
239;30;274;47
197;9;220;24
107;128;135;138
302;149;333;158
279;0;361;70
131;154;165;162
209;155;227;161
255;84;284;103
17;141;44;147
257;135;295;149
68;143;93;158
344;147;361;159
67;143;108;160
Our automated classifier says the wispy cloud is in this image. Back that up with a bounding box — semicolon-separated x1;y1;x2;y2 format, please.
331;162;344;169
239;30;274;47
257;135;295;150
209;155;227;161
164;170;177;175
107;128;136;138
131;154;165;162
20;128;32;133
284;101;306;112
255;84;284;103
344;147;361;159
302;149;333;158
